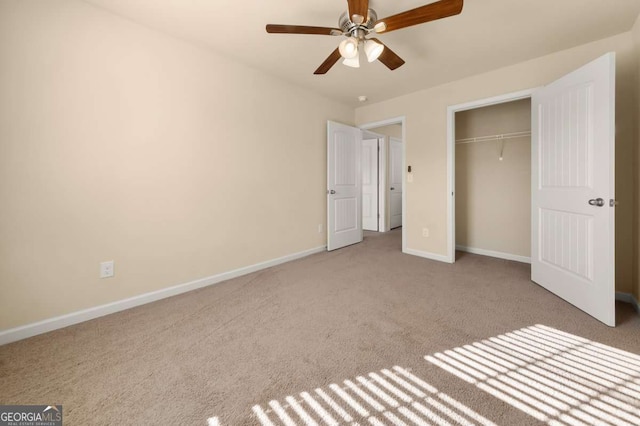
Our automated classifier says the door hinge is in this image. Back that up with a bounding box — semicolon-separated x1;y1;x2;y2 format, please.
610;199;618;207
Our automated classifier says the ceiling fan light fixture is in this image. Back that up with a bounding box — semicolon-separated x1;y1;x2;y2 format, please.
267;0;465;74
342;55;360;68
338;37;359;59
364;39;384;62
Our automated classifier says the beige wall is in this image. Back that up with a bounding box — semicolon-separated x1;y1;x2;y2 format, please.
356;32;637;294
0;0;353;330
371;124;402;139
633;16;640;301
455;99;531;257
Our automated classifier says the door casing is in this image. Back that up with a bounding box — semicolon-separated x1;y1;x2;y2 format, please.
389;137;403;229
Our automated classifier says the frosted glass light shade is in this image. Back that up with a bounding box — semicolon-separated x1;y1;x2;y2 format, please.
338;38;358;59
342;55;360;68
364;39;384;62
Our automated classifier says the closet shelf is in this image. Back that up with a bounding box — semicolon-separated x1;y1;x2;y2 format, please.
455;130;531;145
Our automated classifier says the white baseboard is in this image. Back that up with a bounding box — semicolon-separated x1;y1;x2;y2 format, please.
456;245;531;264
616;292;640;313
404;248;453;264
0;245;326;346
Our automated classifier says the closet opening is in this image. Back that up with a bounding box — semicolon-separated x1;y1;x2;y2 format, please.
454;97;532;263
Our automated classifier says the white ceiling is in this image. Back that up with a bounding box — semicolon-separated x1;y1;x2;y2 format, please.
84;0;640;107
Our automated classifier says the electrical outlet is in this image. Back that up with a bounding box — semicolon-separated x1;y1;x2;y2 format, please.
318;224;324;233
407;173;414;183
422;228;429;238
100;261;114;279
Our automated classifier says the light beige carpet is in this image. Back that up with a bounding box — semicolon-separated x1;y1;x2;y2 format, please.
1;229;639;425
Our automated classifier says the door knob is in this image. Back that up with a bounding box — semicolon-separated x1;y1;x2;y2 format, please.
390;187;395;190
328;190;336;194
588;198;604;207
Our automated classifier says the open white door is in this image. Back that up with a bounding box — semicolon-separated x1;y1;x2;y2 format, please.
389;138;403;229
327;121;363;251
532;53;615;326
362;139;379;231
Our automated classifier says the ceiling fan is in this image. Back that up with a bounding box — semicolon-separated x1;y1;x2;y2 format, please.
266;0;463;74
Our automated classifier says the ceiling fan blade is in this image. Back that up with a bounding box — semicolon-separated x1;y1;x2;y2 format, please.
266;24;343;36
314;48;342;75
266;24;344;35
370;38;405;70
347;0;370;24
374;0;463;34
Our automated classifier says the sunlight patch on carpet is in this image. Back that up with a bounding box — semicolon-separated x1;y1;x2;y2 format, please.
425;324;640;426
240;366;497;426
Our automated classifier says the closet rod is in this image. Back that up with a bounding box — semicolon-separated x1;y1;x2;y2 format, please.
455;130;531;145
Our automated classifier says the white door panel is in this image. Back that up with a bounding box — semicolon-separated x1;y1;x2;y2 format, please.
532;52;615;326
389;138;403;229
362;139;379;231
328;121;363;251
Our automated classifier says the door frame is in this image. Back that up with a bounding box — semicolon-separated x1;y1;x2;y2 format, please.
360;116;406;253
446;89;537;263
388;136;403;230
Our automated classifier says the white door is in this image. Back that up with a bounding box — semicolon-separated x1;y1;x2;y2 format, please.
531;52;615;326
389;138;403;229
362;139;379;231
327;121;363;251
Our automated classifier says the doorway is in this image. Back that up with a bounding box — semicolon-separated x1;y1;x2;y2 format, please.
360;117;406;251
447;89;535;262
326;118;405;251
362;124;403;232
454;98;532;264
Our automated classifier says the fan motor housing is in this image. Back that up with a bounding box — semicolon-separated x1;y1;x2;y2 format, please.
339;9;378;34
